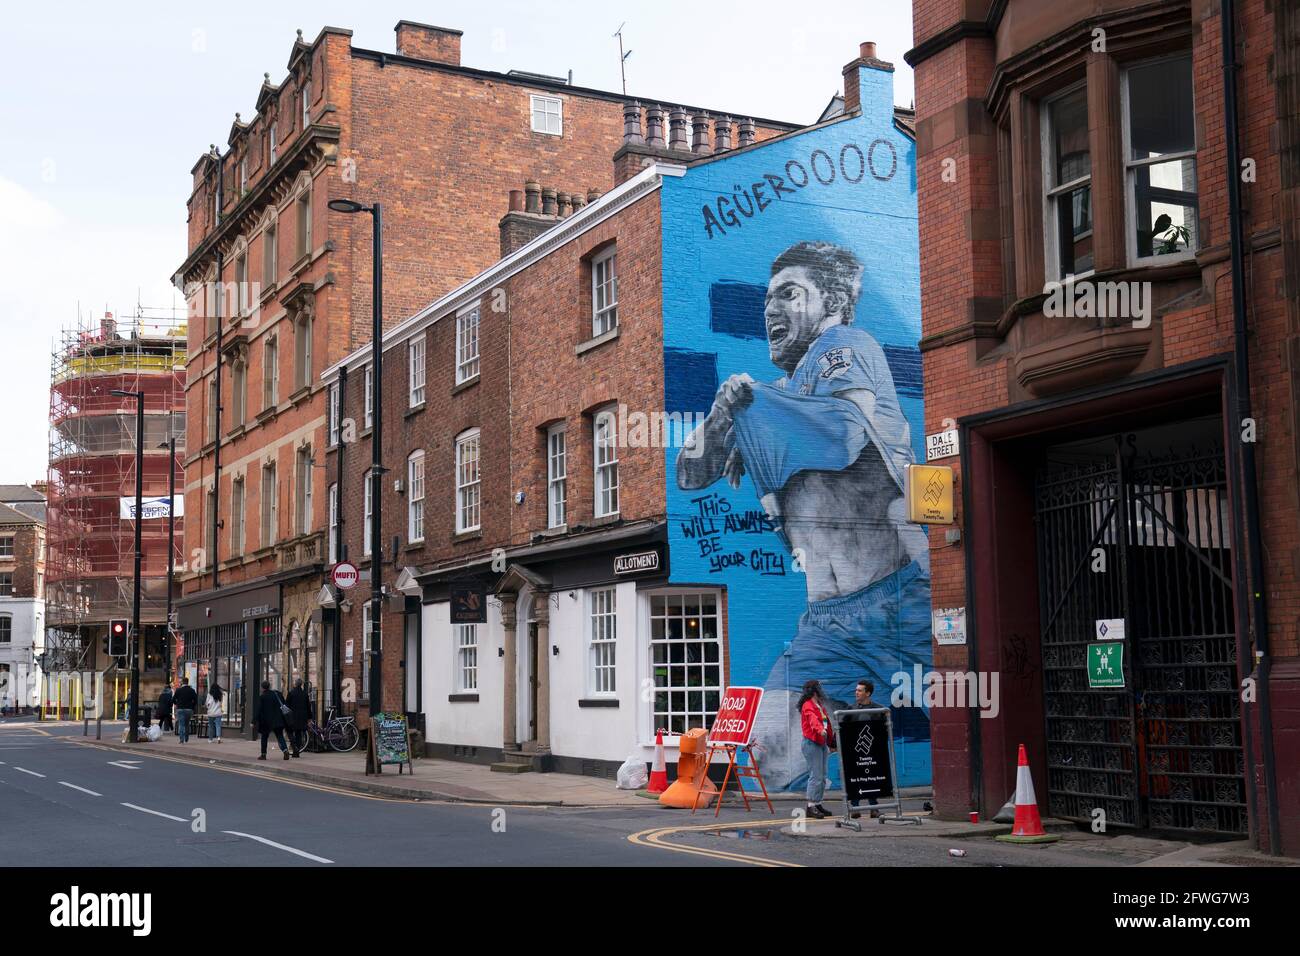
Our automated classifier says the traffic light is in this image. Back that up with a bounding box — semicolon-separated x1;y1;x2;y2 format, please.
107;619;128;658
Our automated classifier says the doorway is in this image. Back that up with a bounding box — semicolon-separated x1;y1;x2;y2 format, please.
526;621;539;745
1033;417;1245;835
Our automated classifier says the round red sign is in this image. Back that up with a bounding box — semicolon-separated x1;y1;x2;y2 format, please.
332;561;359;590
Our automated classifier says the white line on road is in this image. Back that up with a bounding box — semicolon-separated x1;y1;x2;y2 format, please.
108;760;141;770
121;802;187;822
14;767;46;778
59;781;102;796
222;831;333;864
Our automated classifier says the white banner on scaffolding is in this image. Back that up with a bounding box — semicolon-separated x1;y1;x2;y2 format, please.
119;495;184;520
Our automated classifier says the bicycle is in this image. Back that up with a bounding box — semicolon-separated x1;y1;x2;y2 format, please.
302;708;360;753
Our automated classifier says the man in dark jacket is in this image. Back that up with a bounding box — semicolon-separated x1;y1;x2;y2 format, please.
255;680;290;760
285;678;311;758
156;685;174;734
172;678;198;743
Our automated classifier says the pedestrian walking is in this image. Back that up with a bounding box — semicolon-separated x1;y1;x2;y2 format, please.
849;679;880;819
172;677;198;744
255;681;291;761
285;678;311;758
205;681;225;743
798;679;835;819
156;684;174;733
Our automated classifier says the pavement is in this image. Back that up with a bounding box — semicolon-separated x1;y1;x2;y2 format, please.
4;721;1293;868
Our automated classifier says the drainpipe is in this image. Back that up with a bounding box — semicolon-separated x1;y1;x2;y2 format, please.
1221;0;1280;855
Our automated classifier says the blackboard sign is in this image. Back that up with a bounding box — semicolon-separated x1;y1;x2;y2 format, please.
835;708;894;802
451;587;487;623
366;711;413;775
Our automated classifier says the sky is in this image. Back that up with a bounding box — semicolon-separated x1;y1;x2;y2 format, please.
0;0;916;486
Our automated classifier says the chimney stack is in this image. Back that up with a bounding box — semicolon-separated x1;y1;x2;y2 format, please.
842;40;894;115
499;183;566;257
394;21;462;65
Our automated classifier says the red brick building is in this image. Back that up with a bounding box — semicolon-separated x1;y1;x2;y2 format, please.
172;21;795;735
908;0;1298;853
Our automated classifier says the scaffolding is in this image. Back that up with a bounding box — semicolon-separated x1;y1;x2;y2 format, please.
44;309;187;677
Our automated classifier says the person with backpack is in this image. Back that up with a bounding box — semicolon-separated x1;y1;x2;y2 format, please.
798;679;835;819
172;677;198;744
255;680;291;760
205;681;225;743
285;678;311;758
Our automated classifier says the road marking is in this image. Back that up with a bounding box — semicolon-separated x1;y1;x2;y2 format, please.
627;820;806;868
221;831;333;864
13;767;46;778
59;782;102;796
121;802;187;822
108;760;142;770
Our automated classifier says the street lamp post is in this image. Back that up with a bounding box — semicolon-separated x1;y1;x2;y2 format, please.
112;388;145;743
328;198;384;711
159;435;177;687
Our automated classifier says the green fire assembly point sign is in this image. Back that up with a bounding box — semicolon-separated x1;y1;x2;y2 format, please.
1088;642;1125;689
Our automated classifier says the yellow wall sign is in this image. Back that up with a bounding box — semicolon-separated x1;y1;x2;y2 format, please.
905;464;955;525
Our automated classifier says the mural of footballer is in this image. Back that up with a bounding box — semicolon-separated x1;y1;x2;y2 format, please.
677;240;931;790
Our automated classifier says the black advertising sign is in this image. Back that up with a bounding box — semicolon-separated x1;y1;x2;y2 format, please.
835;708;895;802
451;586;487;623
613;549;659;575
366;711;413;776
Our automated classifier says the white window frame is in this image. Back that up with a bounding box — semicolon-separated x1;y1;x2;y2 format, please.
455;624;479;692
455;429;481;534
0;614;11;643
588;587;617;696
530;94;562;136
296;189;312;259
408;450;426;543
296;446;313;536
263;335;279;409
0;536;13;558
239;157;248;194
261;463;278;548
231;477;246;555
328;483;339;564
263;223;277;286
1041;82;1093;282
328;383;340;446
269;124;278;164
646;589;724;738
363;469;374;556
1121;53;1198;267
591;247;618;337
231;355;247;428
302;80;311;128
409;336;426;407
363;364;374;429
361;603;373;700
593;408;619;518
456;304;480;384
547;424;567;529
295;311;313;392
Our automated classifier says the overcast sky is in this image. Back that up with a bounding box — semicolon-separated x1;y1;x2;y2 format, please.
0;0;915;486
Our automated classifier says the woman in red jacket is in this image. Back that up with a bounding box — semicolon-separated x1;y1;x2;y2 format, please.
798;679;835;819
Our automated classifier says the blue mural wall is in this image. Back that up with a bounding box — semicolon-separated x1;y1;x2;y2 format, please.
660;66;932;790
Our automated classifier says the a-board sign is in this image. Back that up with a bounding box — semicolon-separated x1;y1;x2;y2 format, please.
834;708;895;803
706;687;763;746
367;711;413;775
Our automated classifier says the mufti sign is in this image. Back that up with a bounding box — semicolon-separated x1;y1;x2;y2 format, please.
331;562;359;590
707;686;763;746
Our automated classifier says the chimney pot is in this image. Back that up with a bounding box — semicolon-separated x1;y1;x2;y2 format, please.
691;113;711;155
645;105;666;147
668;109;689;151
861;42;876;59
738;118;757;147
713;116;733;153
570;190;586;211
557;192;572;217
508;189;525;212
541;186;558;217
524;180;542;214
622;101;645;145
587;188;601;203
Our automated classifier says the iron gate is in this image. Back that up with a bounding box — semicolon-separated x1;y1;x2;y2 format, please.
1034;436;1246;835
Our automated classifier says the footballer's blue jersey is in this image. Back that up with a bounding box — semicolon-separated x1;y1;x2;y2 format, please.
728;324;913;501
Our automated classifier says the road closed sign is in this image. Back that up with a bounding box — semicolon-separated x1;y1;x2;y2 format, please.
707;686;763;746
332;561;359;590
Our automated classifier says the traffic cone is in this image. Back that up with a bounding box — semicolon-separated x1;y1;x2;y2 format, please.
995;744;1060;844
647;729;669;794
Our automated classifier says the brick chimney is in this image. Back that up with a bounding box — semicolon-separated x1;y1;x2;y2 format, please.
394;21;462;65
842;41;895;117
499;185;565;256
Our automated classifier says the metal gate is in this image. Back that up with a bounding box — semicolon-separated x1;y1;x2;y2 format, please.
1034;435;1245;835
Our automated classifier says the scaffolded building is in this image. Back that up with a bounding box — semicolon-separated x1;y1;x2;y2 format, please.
45;311;186;707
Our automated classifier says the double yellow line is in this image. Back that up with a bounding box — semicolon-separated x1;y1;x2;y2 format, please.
628;819;807;867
